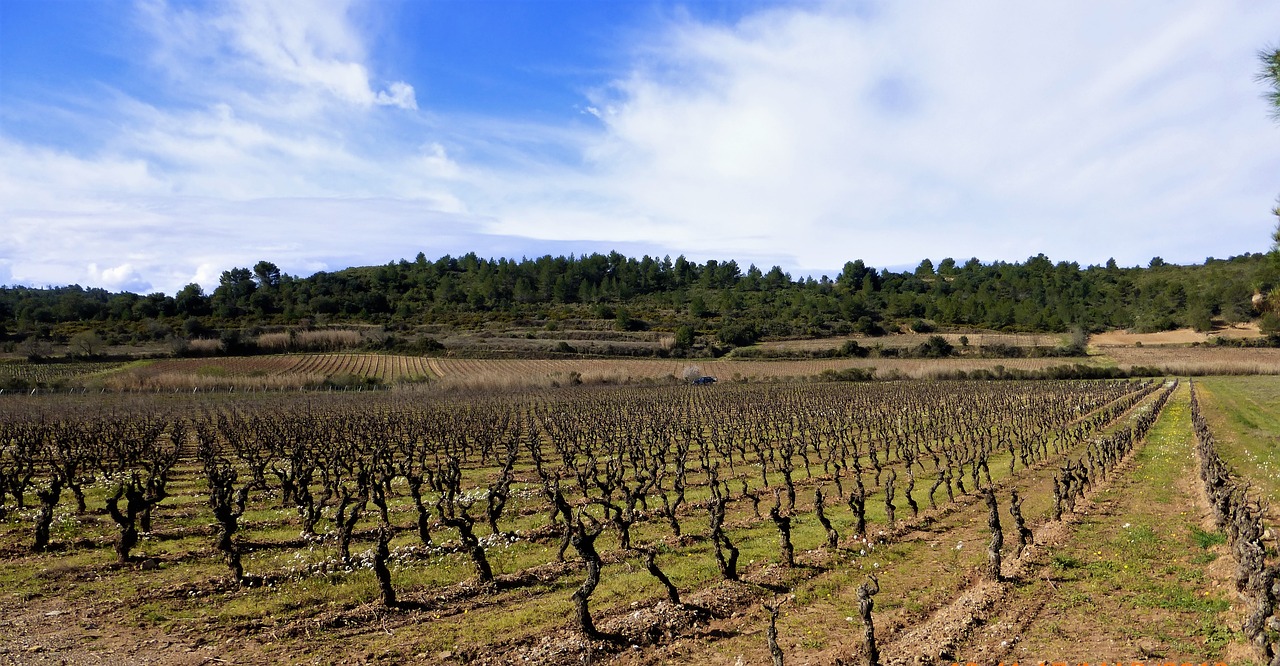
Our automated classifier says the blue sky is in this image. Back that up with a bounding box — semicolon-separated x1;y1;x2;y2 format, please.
2;0;1279;294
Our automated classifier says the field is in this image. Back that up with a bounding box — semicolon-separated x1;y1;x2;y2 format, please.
1089;323;1263;347
96;354;435;392
8;326;1280;395
0;374;1277;664
0;360;130;391
755;331;1067;353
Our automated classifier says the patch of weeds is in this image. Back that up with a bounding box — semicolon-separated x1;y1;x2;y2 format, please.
1051;554;1083;570
1123;524;1159;552
1135;585;1228;613
799;634;826;649
1191;551;1218;565
1174;567;1205;584
1084;558;1120;578
1053;589;1093;609
138;602;170;624
1190;526;1226;549
1200;620;1236;651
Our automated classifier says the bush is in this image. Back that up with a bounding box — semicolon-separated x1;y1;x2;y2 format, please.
913;335;954;358
410;336;445;354
839;340;870;358
909;319;935;333
818;367;876;382
1260;312;1280;336
853;317;885;336
717;321;761;347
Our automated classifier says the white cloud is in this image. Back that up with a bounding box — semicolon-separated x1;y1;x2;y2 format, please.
1;194;505;294
376;81;418;111
140;0;416;113
88;263;152;293
484;2;1280;271
4;1;1280;298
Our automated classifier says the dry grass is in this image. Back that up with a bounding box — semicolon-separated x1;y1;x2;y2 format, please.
1102;345;1280;375
1089;322;1262;347
104;371;329;392
186;338;225;354
255;329;365;352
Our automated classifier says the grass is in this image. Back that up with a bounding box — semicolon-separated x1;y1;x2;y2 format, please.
1196;376;1280;501
1190;525;1227;549
1023;382;1238;657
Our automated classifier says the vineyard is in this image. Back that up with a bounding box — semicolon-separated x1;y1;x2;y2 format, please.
97;354;436;391
8;343;1280;396
0;361;129;391
0;375;1273;664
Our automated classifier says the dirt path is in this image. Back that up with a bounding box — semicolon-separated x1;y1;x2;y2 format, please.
950;382;1242;664
0;592;230;665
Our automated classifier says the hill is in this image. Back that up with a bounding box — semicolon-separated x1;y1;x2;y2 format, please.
1;251;1277;361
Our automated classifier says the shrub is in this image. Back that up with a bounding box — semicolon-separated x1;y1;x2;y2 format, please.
1260;312;1280;336
839;340;869;358
854;317;885;336
717;321;761;347
818;367;876;382
913;335;954;358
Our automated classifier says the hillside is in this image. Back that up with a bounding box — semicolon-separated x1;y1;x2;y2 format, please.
1;251;1276;361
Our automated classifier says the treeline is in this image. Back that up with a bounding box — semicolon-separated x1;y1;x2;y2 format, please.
1;251;1275;345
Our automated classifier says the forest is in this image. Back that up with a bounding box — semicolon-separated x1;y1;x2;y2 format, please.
1;251;1275;352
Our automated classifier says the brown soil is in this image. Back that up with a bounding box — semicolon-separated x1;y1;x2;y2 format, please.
0;590;258;665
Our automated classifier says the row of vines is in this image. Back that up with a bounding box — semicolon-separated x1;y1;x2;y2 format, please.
1190;381;1280;664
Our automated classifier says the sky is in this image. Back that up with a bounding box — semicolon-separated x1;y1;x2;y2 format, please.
2;0;1279;295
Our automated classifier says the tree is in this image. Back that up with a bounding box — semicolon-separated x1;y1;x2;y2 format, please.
1260;46;1280;119
175;283;211;317
674;324;695;349
20;336;51;361
1261;47;1280;258
214;268;256;317
68;331;105;358
252;261;282;289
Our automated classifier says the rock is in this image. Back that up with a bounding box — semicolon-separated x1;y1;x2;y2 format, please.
1136;638;1163;659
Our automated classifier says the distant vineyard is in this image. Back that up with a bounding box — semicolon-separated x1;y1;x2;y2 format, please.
17;345;1275;394
1105;345;1280;375
0;361;127;390
12;354;1116;393
100;354;434;391
423;356;1101;389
